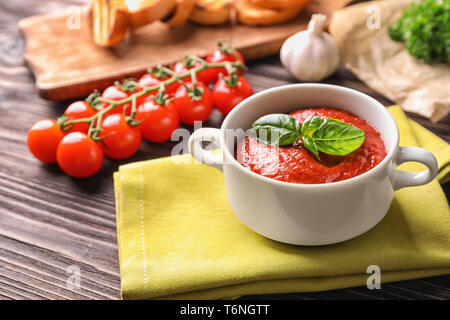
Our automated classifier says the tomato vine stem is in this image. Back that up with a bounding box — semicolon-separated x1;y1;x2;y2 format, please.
59;58;248;141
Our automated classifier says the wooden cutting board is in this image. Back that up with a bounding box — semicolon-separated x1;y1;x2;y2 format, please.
19;0;351;101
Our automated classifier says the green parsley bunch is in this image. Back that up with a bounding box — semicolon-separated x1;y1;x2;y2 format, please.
389;0;450;64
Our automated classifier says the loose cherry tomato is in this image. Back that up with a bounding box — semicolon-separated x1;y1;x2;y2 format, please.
98;113;142;159
205;45;245;83
27;119;65;163
100;85;131;115
172;61;211;85
135;98;179;143
172;82;213;125
64;101;96;133
56;132;103;178
212;76;253;116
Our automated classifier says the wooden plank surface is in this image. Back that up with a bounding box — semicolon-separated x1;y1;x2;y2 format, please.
0;0;449;300
19;0;351;101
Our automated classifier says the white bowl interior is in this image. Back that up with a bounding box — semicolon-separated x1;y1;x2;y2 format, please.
222;84;398;154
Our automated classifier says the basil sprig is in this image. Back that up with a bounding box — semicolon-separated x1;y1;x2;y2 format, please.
251;114;302;146
251;114;366;161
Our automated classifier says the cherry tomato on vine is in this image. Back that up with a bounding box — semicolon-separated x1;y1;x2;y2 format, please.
135;98;180;143
63;101;96;133
27;119;65;163
100;85;131;115
212;76;253;116
56;132;103;178
138;72;179;97
172;62;190;76
172;61;211;85
205;46;245;83
137;73;177;107
172;82;213;125
98;113;142;160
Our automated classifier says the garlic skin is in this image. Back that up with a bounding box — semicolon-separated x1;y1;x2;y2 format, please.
280;14;340;82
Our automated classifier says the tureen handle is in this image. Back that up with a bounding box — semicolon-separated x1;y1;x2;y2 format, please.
389;146;438;190
188;128;223;172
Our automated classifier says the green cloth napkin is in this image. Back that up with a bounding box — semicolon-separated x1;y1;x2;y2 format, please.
114;106;450;299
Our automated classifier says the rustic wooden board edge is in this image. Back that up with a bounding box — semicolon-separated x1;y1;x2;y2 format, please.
18;16;296;101
20;31;285;101
19;0;352;101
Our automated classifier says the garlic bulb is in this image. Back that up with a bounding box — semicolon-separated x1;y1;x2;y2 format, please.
280;14;340;82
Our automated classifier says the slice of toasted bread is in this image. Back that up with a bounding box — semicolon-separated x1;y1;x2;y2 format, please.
248;0;310;10
236;0;305;26
165;0;195;26
90;0;130;47
189;0;235;25
127;0;177;29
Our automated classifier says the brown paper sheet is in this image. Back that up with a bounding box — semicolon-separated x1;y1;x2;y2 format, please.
329;0;449;122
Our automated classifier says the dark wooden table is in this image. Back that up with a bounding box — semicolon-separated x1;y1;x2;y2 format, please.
0;0;449;300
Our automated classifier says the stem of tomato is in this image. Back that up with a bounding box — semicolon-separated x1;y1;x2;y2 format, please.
59;58;247;141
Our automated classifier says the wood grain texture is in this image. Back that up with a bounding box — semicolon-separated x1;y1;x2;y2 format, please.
0;0;449;300
18;0;351;101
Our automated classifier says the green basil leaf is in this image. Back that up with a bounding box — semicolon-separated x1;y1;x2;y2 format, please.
251;114;302;146
301;115;325;137
302;136;320;161
311;118;366;156
250;113;366;160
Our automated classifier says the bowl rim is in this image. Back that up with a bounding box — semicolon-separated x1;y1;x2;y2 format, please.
219;83;399;189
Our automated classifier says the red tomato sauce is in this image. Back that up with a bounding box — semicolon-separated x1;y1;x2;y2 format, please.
236;108;387;184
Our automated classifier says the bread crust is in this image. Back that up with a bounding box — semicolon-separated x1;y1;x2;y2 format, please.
90;0;130;47
248;0;310;10
128;0;177;29
236;0;306;26
189;0;235;25
166;0;196;26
